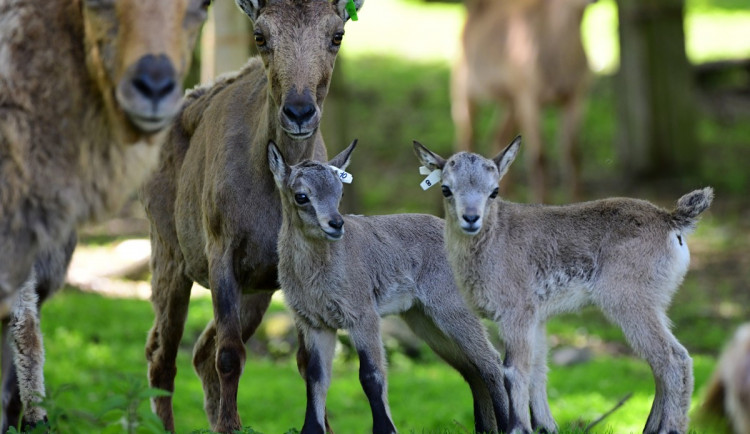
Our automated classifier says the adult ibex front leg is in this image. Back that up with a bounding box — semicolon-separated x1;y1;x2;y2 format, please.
192;292;273;428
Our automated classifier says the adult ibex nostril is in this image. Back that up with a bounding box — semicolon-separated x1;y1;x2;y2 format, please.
328;217;344;230
282;102;316;126
131;54;177;104
462;214;480;224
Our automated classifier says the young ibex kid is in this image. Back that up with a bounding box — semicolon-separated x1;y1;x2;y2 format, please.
269;140;514;434
414;136;713;434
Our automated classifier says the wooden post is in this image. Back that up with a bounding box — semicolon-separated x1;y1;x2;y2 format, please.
614;0;698;179
201;2;253;83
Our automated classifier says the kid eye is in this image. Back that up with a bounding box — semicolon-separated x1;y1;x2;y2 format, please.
294;193;309;205
489;188;499;199
441;186;452;198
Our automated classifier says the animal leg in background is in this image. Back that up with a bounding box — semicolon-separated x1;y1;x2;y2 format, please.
2;232;76;430
145;238;193;432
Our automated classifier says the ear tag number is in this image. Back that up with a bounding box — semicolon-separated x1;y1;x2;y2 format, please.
330;166;353;184
419;168;442;191
345;0;359;21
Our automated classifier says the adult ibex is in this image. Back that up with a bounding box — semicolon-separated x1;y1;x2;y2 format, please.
0;0;207;429
141;1;364;432
451;0;594;203
415;136;712;433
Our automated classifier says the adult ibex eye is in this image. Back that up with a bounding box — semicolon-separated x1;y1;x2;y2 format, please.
201;0;211;10
294;193;309;205
441;186;452;198
254;33;266;47
332;32;344;46
490;188;499;199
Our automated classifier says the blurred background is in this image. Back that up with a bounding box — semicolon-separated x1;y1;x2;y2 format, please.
49;0;750;432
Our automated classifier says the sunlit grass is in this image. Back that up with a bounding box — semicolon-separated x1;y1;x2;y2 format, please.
39;290;726;433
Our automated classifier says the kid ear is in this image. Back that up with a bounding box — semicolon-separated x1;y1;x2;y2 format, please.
493;135;521;179
412;140;446;171
328;139;358;171
267;141;290;186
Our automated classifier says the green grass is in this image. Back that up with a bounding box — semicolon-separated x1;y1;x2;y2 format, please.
38;290;724;433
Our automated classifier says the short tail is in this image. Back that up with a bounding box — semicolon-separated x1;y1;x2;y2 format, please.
671;187;714;232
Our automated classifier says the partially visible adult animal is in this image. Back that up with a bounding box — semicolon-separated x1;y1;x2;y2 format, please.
269;141;512;433
451;0;594;203
141;1;364;432
0;0;208;428
414;136;713;433
700;323;750;434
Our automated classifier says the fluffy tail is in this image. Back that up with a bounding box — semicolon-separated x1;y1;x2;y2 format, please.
671;187;714;232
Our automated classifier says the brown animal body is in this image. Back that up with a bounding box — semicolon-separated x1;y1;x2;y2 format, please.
451;0;593;203
700;324;750;434
141;1;363;432
0;0;207;428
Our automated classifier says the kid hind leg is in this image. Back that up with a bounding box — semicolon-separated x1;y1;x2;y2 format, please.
348;314;397;434
602;300;692;433
529;322;556;433
298;325;337;434
413;301;516;431
401;308;503;433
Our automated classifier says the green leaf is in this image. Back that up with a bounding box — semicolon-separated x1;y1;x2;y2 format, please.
344;0;358;21
137;387;172;400
100;408;126;424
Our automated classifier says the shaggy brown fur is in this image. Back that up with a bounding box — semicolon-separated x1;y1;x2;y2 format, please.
0;0;206;428
451;0;594;203
141;1;363;432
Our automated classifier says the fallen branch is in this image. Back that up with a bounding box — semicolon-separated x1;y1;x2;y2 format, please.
452;419;471;434
584;392;633;433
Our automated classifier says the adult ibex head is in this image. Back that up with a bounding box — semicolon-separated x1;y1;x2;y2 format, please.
82;0;209;135
237;0;363;140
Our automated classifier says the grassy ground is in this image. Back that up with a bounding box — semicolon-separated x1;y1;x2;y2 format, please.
25;0;750;433
35;291;730;433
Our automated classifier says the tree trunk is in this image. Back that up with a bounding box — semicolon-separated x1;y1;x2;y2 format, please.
614;0;697;179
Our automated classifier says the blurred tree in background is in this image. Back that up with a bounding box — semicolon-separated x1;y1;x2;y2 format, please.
615;0;698;179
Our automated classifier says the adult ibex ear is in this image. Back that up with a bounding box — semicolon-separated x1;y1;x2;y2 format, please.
493;135;521;180
235;0;266;22
328;139;358;171
331;0;364;22
412;141;446;171
267;141;290;186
